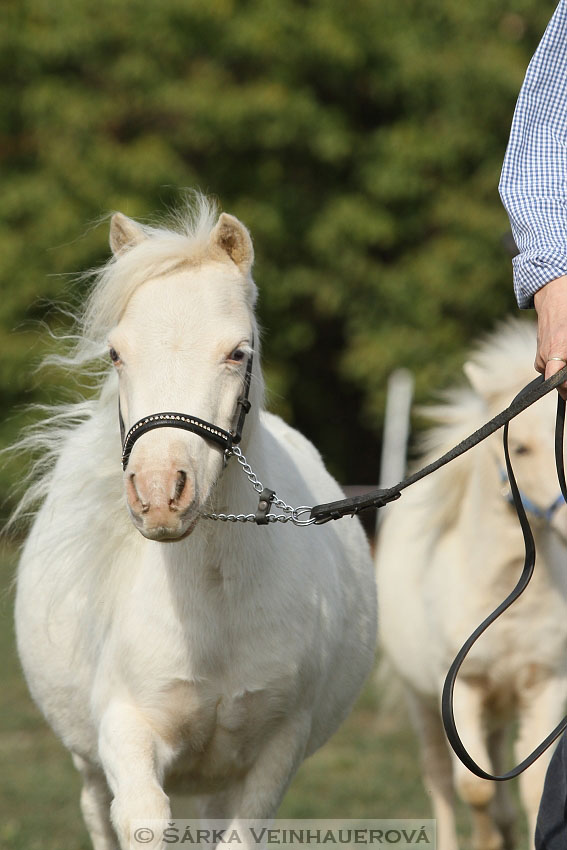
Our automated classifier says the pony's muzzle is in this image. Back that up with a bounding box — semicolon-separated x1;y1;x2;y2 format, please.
125;462;197;540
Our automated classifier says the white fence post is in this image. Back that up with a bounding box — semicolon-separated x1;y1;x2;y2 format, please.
375;368;414;537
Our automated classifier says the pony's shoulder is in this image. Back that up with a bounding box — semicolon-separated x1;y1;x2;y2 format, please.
259;411;324;466
257;411;351;523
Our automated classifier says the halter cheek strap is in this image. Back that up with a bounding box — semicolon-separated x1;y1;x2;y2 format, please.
120;339;254;471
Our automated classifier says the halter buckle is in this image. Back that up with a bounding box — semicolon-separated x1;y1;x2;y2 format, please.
255;487;275;525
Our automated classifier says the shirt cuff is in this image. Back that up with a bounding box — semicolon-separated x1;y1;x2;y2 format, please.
512;252;567;308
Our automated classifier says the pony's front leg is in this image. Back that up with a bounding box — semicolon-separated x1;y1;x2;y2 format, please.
405;690;458;850
72;753;117;850
514;673;567;844
235;713;311;820
98;701;173;850
203;714;311;848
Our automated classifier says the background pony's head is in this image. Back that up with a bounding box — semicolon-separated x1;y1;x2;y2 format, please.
421;319;567;541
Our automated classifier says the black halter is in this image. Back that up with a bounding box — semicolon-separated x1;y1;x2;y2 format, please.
120;340;254;471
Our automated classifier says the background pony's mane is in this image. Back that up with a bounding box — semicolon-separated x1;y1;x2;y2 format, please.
7;193;222;529
413;318;537;531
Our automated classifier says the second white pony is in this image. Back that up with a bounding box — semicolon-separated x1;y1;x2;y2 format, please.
376;320;567;850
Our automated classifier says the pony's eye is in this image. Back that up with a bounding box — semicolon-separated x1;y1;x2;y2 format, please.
228;348;246;363
109;348;121;365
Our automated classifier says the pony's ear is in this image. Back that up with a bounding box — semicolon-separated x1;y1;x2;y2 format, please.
109;213;147;256
209;213;254;275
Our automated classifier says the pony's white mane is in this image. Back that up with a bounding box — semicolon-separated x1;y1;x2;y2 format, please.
415;318;537;530
7;193;225;530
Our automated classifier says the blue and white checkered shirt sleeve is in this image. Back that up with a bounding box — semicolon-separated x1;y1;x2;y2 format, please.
499;0;567;308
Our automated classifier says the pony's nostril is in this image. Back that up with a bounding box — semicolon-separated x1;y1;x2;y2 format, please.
128;473;149;513
171;470;187;505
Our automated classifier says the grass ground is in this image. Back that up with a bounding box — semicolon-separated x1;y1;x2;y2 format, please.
0;549;529;850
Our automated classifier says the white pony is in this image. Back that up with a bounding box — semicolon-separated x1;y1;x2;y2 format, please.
376;320;567;850
14;197;376;850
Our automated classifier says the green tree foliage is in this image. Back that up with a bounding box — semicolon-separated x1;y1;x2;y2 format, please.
0;0;557;506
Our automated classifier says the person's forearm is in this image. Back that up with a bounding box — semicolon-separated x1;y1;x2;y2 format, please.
499;0;567;308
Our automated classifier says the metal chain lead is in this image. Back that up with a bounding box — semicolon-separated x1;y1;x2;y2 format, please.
202;446;316;526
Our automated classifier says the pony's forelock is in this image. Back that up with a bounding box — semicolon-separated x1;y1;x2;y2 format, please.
82;192;222;349
464;317;537;402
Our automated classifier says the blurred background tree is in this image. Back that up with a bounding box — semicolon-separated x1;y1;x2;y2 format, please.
0;0;556;512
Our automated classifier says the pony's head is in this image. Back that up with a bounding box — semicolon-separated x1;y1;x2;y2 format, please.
99;203;259;541
421;319;567;541
464;320;567;540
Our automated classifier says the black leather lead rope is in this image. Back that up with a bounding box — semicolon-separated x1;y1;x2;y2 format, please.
310;367;567;523
441;389;567;780
310;365;567;779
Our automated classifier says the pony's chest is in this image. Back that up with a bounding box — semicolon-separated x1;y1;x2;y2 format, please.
150;678;292;788
106;606;298;767
100;565;303;778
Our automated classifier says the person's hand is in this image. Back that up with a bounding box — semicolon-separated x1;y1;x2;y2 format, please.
534;274;567;400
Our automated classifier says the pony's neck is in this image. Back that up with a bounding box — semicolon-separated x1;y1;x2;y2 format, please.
158;440;271;617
